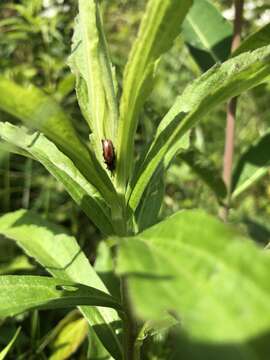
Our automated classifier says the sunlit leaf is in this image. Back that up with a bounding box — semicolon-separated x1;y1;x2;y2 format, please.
49;318;88;360
0;123;114;234
0;77;117;207
129;45;270;212
116;0;193;191
69;0;118;164
117;210;270;342
233;23;270;57
182;0;232;71
0;275;121;318
0;210;123;360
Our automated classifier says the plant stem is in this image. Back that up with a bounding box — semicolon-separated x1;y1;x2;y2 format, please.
220;0;244;221
121;278;140;360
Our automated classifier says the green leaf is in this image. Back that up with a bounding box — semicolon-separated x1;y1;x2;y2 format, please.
69;0;118;164
0;77;86;176
180;147;227;199
182;0;232;71
0;140;33;159
0;209;123;360
116;0;193;191
55;73;76;102
0;255;34;275
232;131;270;200
116;210;270;342
232;23;270;57
49;318;88;360
170;332;268;360
36;310;80;353
0;275;121;318
0;77;117;207
129;45;270;213
134;165;165;232
0;327;21;360
95;242;121;301
0;123;114;235
87;325;113;360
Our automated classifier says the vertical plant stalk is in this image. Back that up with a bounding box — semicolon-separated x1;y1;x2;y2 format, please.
121;278;140;360
220;0;244;221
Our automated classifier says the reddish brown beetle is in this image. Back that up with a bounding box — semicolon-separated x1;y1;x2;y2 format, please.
102;139;116;171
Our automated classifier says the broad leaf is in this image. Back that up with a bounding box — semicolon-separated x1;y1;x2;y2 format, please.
232;131;270;200
170;332;268;360
0;210;123;360
0;77;116;206
182;0;232;71
0;275;121;317
0;327;21;360
233;23;270;57
116;0;193;191
0;123;114;235
117;210;270;342
129;45;270;212
69;0;118;164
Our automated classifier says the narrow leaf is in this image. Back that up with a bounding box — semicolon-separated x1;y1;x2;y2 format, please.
232;131;270;200
0;210;123;360
0;77;87;177
0;276;121;318
49;318;88;360
116;0;193;191
36;311;80;354
0;77;117;206
0;327;21;360
129;45;270;212
0;140;33;159
0;123;114;235
69;0;118;164
232;23;270;57
117;210;270;342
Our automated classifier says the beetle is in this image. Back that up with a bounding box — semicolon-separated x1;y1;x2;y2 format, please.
102;139;116;172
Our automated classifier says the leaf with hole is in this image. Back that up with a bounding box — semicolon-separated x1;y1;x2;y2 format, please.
0;209;122;360
0;276;121;318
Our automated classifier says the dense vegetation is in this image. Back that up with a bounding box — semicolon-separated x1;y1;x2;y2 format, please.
0;0;270;359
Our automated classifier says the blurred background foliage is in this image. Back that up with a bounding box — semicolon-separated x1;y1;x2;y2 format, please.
0;0;270;358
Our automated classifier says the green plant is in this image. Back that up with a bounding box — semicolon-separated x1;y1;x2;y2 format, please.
0;0;270;359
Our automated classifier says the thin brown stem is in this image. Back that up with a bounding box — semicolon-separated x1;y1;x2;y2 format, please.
220;0;244;221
